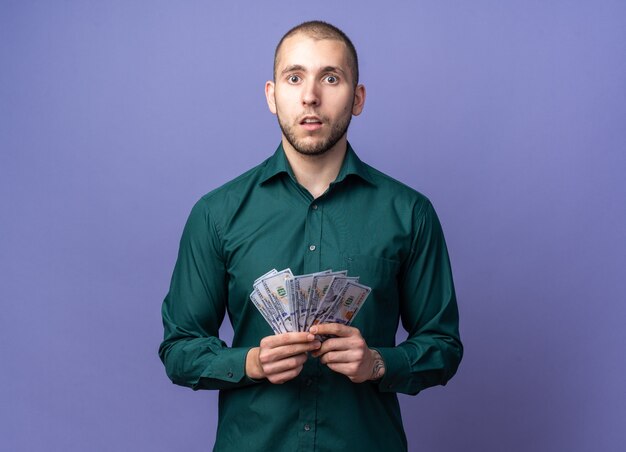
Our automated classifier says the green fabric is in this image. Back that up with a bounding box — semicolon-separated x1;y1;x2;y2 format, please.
159;143;462;452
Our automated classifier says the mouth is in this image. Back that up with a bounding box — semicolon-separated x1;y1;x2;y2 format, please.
299;115;323;132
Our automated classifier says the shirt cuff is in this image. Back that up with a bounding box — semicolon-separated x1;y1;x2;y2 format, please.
197;347;259;388
373;346;409;393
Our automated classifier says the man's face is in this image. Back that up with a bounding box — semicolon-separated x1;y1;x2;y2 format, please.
266;33;365;156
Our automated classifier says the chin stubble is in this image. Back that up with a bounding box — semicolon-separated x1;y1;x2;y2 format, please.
276;102;354;156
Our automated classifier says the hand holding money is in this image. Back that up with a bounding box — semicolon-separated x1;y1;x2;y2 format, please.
246;332;321;384
310;323;386;383
248;268;376;383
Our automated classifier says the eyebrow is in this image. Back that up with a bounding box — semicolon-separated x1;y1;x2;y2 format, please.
280;65;347;77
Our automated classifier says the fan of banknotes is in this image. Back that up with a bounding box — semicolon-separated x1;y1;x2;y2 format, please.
249;268;372;334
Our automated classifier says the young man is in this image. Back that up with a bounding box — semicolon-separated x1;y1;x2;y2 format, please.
159;21;462;451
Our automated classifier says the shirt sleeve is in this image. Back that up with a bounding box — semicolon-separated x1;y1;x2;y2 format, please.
375;200;463;395
158;198;258;390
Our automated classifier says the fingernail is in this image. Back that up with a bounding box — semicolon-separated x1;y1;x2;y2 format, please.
307;334;315;341
310;326;318;334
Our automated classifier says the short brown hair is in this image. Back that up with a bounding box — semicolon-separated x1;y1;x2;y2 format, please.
273;20;359;87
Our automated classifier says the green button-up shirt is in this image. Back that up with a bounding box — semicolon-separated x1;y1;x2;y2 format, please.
159;143;462;452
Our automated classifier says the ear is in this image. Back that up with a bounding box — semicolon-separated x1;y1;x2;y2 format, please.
265;80;277;115
352;84;366;116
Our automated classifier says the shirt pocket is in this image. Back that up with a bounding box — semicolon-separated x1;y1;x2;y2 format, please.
344;253;400;285
342;254;402;343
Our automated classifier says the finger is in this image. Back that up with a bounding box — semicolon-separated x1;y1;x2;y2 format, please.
310;323;356;338
312;332;368;357
310;337;351;357
319;350;358;365
262;352;308;375
260;332;316;348
272;341;321;360
261;341;321;363
266;365;305;384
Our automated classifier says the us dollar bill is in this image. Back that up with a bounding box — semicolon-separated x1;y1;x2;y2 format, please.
254;284;288;333
261;268;295;332
304;271;347;330
249;289;281;333
290;270;332;332
250;268;370;334
322;281;371;326
311;276;359;327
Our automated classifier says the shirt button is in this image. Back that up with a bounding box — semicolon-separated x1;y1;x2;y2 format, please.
311;204;318;210
227;371;233;378
304;424;311;431
309;245;316;251
306;378;313;387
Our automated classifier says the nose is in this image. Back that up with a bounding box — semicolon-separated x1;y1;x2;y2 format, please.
301;80;320;107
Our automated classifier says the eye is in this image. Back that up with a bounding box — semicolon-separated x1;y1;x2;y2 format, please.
288;75;301;84
325;75;338;84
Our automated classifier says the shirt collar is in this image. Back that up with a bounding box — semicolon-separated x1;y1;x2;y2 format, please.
259;142;376;187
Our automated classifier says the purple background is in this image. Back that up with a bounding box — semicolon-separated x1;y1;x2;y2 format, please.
2;2;625;451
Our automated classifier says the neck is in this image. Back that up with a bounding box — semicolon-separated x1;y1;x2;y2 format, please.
282;136;348;199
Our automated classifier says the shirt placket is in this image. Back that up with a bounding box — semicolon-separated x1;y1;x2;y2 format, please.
297;199;323;451
303;200;322;274
297;359;321;451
